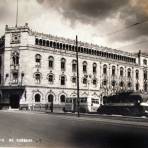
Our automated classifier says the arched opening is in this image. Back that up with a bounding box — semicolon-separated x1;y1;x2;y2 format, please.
60;95;65;103
35;93;41;102
48;94;54;102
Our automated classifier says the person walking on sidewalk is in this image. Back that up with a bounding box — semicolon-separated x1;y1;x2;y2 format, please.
50;102;53;113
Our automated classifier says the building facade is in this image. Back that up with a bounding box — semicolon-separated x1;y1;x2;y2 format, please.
0;23;148;110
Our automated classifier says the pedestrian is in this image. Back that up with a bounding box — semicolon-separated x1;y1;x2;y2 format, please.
50;102;53;113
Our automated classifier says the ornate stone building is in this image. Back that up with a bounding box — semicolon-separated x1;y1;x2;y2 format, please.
0;23;148;110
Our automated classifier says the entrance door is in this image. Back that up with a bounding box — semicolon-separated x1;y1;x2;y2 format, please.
10;94;20;108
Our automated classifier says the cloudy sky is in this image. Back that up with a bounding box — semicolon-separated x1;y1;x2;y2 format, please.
0;0;148;53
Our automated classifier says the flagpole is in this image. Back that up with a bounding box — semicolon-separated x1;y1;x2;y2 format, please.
16;0;19;27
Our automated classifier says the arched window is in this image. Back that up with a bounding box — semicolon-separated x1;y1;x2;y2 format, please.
72;46;75;51
119;81;124;87
83;61;87;73
103;79;107;86
61;76;65;85
59;43;62;49
0;74;1;84
34;73;41;84
43;40;45;46
112;66;116;76
53;42;56;48
48;94;54;102
83;77;87;84
48;74;54;83
57;42;59;49
72;76;76;84
120;67;124;77
127;82;132;88
0;56;2;68
60;95;65;103
35;38;39;45
48;56;54;69
35;93;41;102
112;80;116;87
12;52;19;65
143;59;147;65
144;70;147;80
103;64;107;75
50;41;53;47
69;45;72;51
136;83;139;91
72;60;77;72
12;71;18;83
39;39;42;46
66;44;68;50
61;58;66;71
80;47;83;53
93;63;97;74
35;54;41;66
127;68;131;78
63;44;65;50
46;41;49;47
93;78;97;85
136;70;139;79
144;83;147;92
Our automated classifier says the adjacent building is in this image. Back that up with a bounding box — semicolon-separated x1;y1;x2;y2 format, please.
0;23;148;110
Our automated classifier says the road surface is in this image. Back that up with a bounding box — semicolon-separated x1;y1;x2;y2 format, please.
0;111;148;148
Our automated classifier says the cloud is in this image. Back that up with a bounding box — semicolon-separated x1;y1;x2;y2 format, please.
36;0;130;24
36;0;148;44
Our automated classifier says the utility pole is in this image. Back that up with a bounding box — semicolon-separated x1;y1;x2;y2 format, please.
76;35;80;117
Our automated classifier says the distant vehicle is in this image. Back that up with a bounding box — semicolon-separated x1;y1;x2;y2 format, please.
98;91;148;116
63;96;100;113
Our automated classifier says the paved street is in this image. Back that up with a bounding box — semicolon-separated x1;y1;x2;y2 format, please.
0;111;148;148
